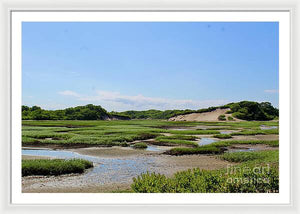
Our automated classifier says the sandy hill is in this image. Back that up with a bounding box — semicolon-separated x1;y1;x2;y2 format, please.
168;108;239;122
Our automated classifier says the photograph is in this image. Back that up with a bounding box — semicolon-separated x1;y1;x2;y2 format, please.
20;20;280;194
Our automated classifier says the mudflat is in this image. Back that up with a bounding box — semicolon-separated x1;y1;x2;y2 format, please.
22;150;231;193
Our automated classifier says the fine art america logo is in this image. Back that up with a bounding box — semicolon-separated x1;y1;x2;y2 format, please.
226;164;271;185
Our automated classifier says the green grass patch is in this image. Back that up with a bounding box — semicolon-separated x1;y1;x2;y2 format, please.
230;129;279;136
22;136;39;144
154;137;198;147
22;159;93;176
164;140;278;156
220;150;278;163
213;134;232;139
211;140;279;147
164;146;223;155
133;142;147;149
168;130;220;135
156;135;197;141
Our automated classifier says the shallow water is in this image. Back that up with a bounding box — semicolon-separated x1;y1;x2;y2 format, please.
260;125;278;130
198;138;218;146
169;128;190;131
227;148;256;153
220;131;232;134
145;145;165;152
22;149;157;185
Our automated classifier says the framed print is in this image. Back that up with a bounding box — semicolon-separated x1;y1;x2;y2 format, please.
4;7;295;209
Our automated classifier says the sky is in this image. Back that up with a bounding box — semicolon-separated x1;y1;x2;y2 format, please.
22;22;279;111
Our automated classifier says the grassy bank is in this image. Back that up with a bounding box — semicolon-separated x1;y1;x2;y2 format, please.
131;150;279;193
22;159;93;176
164;139;279;156
164;146;223;155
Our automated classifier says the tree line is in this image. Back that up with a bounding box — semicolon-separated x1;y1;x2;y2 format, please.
22;101;279;121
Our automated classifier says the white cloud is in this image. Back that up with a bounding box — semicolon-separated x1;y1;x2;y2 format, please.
58;90;229;111
264;89;278;94
58;90;81;97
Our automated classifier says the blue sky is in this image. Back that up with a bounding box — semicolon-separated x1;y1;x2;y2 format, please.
22;22;279;111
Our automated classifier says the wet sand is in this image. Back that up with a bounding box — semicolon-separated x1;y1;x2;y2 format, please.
22;155;51;160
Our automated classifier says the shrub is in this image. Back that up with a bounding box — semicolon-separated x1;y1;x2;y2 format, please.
227;116;234;121
229;101;279;121
218;115;226;121
131;165;279;193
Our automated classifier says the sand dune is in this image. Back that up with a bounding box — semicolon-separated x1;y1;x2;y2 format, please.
168;108;239;122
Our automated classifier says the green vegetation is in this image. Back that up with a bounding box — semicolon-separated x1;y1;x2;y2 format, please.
218;114;226;121
22;159;93;176
165;146;223;155
22;119;279;148
211;140;279;147
230;128;279;136
22;101;279;121
227;116;234;121
164;139;279;156
154;137;199;147
135;100;279;121
168;129;220;135
213;134;232;139
22;121;164;147
119;106;220;119
227;101;279;121
133;142;147;149
132;150;279;193
21;118;279;193
220;150;278;163
22;104;130;120
157;135;197;141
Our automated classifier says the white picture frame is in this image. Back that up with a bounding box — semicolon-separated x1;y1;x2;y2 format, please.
0;0;299;213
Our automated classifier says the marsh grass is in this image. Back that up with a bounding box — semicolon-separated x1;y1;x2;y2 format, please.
156;135;197;141
220;150;278;163
164;146;223;155
154;137;199;147
164;140;278;156
213;134;232;139
22;120;278;148
168;130;220;135
230;129;279;136
211;140;279;147
22;159;93;176
133;142;148;149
